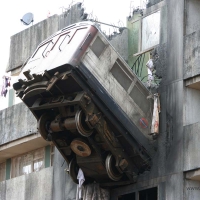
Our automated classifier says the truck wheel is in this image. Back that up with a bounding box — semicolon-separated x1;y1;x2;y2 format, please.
105;153;122;181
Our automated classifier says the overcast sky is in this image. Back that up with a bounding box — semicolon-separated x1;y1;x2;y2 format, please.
0;0;143;109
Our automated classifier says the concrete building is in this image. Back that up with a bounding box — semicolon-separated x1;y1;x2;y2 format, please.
113;0;200;199
1;0;200;199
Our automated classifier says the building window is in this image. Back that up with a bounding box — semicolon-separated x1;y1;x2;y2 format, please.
0;162;6;182
118;192;135;200
139;187;157;200
11;147;45;178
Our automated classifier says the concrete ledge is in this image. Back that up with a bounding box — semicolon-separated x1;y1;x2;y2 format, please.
0;134;50;163
185;75;200;90
186;169;200;181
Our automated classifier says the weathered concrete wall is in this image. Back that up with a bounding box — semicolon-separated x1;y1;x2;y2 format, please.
184;122;200;171
109;29;128;63
183;2;200;188
148;0;184;177
151;0;184;177
159;2;167;45
52;148;77;200
0;181;6;200
112;0;187;198
184;0;200;79
142;3;185;198
184;30;200;79
184;179;200;199
143;0;200;199
0;103;36;145
0;167;53;200
24;167;53;200
6;176;25;200
146;0;163;8
165;173;184;200
185;0;200;35
8;15;60;72
57;3;85;30
183;88;200;125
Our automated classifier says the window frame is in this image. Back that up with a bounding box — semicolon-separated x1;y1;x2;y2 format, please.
11;147;45;178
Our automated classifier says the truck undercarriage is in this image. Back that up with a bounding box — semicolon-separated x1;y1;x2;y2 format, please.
13;22;155;187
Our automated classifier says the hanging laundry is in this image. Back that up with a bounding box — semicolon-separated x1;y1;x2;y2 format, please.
1;77;5;97
5;77;10;87
77;168;85;200
1;76;11;98
151;93;160;135
146;59;154;86
3;89;8;97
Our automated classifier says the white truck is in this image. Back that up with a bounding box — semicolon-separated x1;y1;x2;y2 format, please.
13;22;154;186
